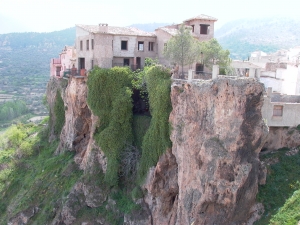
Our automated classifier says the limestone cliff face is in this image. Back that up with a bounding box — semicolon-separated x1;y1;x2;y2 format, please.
143;78;268;225
47;77;268;225
47;77;106;171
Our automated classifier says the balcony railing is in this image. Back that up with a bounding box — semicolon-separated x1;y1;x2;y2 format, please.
52;58;61;64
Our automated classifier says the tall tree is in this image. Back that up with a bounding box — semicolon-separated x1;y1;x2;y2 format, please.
163;25;201;78
200;38;231;71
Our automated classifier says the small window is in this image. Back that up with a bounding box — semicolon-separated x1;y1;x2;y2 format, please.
191;25;195;32
138;41;144;51
200;24;210;35
121;41;128;50
91;60;94;69
86;40;89;50
91;39;94;50
273;105;283;117
80;40;83;51
164;43;167;51
148;42;154;51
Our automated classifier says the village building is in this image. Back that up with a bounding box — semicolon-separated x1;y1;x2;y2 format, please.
50;46;76;77
50;14;218;78
249;48;300;95
262;87;300;127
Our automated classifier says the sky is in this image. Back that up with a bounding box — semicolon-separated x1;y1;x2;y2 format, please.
1;0;300;34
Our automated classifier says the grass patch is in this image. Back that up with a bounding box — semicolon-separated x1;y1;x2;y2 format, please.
255;147;300;225
0;122;83;224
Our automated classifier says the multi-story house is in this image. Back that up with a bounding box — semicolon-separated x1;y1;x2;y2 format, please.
75;23;157;71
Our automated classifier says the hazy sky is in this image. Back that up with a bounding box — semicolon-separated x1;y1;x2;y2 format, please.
1;0;300;34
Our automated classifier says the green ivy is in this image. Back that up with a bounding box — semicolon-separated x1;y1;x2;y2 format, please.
53;90;65;135
87;67;133;186
138;65;172;182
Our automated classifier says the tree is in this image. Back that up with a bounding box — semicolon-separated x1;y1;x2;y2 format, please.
163;25;201;78
200;38;231;72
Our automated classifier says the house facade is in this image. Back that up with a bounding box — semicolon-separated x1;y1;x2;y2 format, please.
75;23;157;71
262;87;300;127
50;46;76;77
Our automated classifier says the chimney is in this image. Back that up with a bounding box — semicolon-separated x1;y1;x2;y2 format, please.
99;23;108;33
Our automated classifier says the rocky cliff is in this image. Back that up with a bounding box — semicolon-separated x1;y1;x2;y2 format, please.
142;78;268;225
47;76;268;225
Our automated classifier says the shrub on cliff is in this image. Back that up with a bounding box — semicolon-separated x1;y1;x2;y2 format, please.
138;65;172;182
87;66;133;186
53;90;65;135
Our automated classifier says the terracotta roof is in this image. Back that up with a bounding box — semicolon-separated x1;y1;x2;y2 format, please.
184;14;218;22
76;24;155;37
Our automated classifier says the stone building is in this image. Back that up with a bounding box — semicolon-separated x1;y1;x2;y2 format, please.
74;14;217;73
234;47;300;95
262;87;300;127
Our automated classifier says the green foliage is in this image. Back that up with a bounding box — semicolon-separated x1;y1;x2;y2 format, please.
138;65;172;182
163;25;201;74
131;186;144;200
132;115;151;150
200;38;231;70
256;147;300;225
269;188;300;225
0;122;83;224
0;100;29;122
53;90;65;135
87;67;133;186
112;190;139;214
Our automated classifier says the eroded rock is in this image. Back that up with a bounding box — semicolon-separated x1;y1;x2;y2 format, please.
165;78;268;225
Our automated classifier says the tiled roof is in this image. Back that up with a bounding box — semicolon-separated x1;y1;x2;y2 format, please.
158;27;179;36
76;24;156;37
157;26;198;38
184;14;218;22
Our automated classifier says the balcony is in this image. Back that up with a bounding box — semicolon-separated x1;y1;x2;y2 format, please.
52;58;61;65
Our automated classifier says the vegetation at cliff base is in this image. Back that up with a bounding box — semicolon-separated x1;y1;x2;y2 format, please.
0;120;83;224
256;147;300;225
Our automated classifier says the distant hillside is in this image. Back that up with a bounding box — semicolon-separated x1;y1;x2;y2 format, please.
215;17;300;59
0;27;75;77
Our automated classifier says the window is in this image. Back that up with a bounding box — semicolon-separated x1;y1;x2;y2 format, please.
138;41;144;51
80;40;83;51
123;58;130;66
191;25;195;32
164;43;167;51
91;60;94;69
148;42;154;51
91;39;94;50
273;105;283;117
200;24;210;35
121;40;128;50
86;40;89;50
